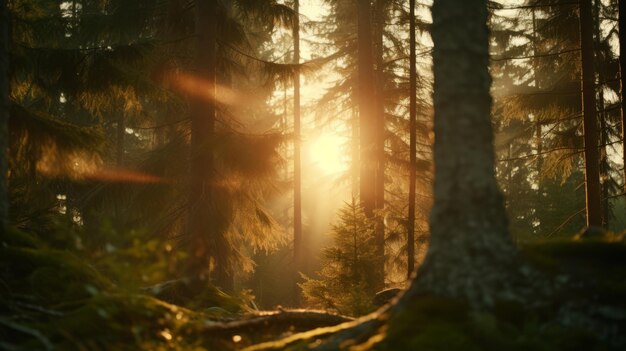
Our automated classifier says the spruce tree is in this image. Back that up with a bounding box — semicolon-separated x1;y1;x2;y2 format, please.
300;200;379;316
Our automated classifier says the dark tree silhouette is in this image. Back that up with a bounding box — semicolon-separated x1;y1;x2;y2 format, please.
579;0;602;227
619;1;626;191
188;0;232;289
0;0;8;227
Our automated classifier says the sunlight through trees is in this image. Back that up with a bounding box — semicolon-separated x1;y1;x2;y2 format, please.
1;0;626;349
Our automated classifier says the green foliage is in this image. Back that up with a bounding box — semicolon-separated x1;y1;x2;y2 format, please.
300;200;380;316
0;226;248;350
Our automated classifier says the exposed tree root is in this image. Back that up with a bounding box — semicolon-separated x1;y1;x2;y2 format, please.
202;309;353;333
242;308;389;351
193;309;355;349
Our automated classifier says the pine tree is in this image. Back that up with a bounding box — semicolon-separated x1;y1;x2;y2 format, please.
300;200;379;316
490;0;603;237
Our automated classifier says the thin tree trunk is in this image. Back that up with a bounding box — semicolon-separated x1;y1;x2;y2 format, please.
188;1;228;288
293;0;302;305
594;0;610;226
352;107;359;198
407;0;417;279
579;0;602;227
373;0;385;291
619;0;626;194
357;0;376;218
532;8;544;234
407;0;520;308
0;0;8;228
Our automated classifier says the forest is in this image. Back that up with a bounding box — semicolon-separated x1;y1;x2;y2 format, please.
1;0;626;349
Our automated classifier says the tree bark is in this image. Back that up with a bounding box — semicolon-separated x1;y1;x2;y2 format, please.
0;0;9;228
619;0;626;194
407;0;520;308
293;0;302;305
594;0;609;226
188;1;232;290
532;8;544;233
407;0;417;279
579;0;602;227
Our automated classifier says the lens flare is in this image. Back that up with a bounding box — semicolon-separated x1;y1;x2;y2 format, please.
165;71;238;105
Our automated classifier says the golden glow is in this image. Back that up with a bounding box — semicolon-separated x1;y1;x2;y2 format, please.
159;329;173;341
37;146;168;183
166;71;238;105
84;167;169;184
308;133;348;175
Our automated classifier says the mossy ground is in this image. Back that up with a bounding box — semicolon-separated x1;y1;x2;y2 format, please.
0;228;348;350
0;228;244;350
376;236;626;351
379;295;608;351
2;227;625;350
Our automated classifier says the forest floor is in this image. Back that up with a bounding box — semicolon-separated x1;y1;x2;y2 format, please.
1;228;626;350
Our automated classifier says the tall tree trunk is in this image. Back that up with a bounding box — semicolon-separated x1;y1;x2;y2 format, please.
372;0;385;290
352;108;359;198
619;0;626;194
293;0;302;305
189;1;233;290
407;0;417;279
532;8;544;234
594;0;610;226
0;0;8;228
406;0;520;308
579;0;602;227
357;0;376;218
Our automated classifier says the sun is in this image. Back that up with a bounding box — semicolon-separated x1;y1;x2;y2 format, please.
309;133;349;175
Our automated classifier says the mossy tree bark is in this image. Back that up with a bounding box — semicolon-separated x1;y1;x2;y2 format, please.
405;0;521;308
0;0;8;229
